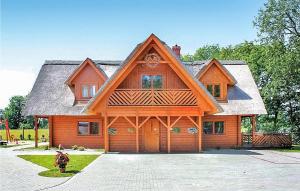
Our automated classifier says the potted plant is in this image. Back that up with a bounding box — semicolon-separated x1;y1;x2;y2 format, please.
54;151;69;173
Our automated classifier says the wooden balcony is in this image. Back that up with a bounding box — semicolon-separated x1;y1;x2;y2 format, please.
108;89;197;106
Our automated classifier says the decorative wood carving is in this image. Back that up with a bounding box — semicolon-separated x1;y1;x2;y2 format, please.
144;53;161;68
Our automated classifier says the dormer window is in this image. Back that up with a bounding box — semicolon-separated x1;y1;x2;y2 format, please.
207;84;220;98
82;84;96;98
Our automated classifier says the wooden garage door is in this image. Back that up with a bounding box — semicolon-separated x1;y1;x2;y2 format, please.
109;117;136;152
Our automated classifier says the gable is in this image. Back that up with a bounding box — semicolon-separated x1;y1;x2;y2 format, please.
197;59;237;85
83;34;222;115
66;58;107;86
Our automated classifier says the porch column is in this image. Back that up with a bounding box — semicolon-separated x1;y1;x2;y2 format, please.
104;115;109;153
237;115;242;146
34;116;38;148
135;116;139;153
251;115;256;138
167;116;171;153
48;116;53;147
198;116;203;152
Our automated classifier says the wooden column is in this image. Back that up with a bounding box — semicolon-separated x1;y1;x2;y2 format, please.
198;116;202;152
251;115;256;138
48;116;53;147
104;115;109;153
167;116;171;153
237;115;242;146
34;116;38;148
135;115;139;153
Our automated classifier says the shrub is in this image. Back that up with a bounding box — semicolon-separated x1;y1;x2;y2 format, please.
78;146;85;151
28;134;31;140
71;145;78;150
44;145;49;150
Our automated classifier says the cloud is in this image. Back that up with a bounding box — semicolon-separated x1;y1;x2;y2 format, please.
0;69;36;109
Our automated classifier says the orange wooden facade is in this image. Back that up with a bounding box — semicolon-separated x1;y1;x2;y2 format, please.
41;35;246;152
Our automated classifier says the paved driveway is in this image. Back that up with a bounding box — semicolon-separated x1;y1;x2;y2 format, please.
49;150;300;191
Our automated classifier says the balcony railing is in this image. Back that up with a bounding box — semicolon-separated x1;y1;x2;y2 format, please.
108;89;197;106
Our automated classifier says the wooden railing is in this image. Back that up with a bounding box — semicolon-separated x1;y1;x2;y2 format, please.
108;89;197;106
242;133;292;148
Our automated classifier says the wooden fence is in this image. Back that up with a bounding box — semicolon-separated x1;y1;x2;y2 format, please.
242;133;292;148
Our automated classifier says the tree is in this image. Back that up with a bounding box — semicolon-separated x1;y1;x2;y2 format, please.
254;0;300;44
4;96;26;129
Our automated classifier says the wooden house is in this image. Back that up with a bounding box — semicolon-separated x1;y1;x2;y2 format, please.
24;34;268;152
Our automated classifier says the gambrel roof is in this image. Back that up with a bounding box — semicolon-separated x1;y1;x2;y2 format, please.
23;36;267;116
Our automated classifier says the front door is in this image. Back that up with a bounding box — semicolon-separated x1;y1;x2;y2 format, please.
144;118;160;152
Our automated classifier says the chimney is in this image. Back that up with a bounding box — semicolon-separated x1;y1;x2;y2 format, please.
172;44;181;57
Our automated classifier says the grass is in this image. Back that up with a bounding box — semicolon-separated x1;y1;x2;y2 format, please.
15;145;50;151
275;145;300;152
0;144;21;148
0;129;49;141
18;155;99;177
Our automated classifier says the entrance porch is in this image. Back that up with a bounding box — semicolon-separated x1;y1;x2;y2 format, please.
103;114;203;153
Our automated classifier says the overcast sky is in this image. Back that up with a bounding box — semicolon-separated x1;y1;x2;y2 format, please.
0;0;266;109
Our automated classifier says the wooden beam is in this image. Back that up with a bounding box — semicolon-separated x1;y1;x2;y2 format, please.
107;116;119;128
48;116;53;147
123;116;136;128
170;116;182;128
198;116;202;152
237;115;242;146
167;116;171;153
34;116;38;148
187;116;199;128
104;114;109;153
251;115;256;138
155;116;168;128
138;116;151;128
135;115;139;153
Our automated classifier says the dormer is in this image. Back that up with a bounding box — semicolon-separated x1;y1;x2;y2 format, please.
196;59;236;102
66;58;107;103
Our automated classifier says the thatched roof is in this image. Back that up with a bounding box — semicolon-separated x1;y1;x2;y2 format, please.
23;58;266;116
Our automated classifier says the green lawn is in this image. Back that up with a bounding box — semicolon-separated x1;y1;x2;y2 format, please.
275;145;300;152
18;155;99;177
0;129;49;141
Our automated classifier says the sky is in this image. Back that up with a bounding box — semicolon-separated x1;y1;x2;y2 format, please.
0;0;266;109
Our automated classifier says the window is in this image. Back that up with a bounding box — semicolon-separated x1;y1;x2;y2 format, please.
90;85;96;97
142;75;162;89
206;84;221;98
78;122;89;135
214;121;224;134
203;121;225;135
77;121;100;135
82;86;89;98
203;122;213;134
81;84;97;98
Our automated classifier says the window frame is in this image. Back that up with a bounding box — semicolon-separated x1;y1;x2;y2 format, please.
77;120;102;136
141;74;163;89
205;83;221;98
80;84;97;99
203;120;225;135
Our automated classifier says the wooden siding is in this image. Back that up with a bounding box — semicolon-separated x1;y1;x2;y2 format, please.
109;117;136;152
118;62;187;89
170;117;197;152
52;116;103;148
73;64;105;101
203;115;238;148
199;64;230;101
